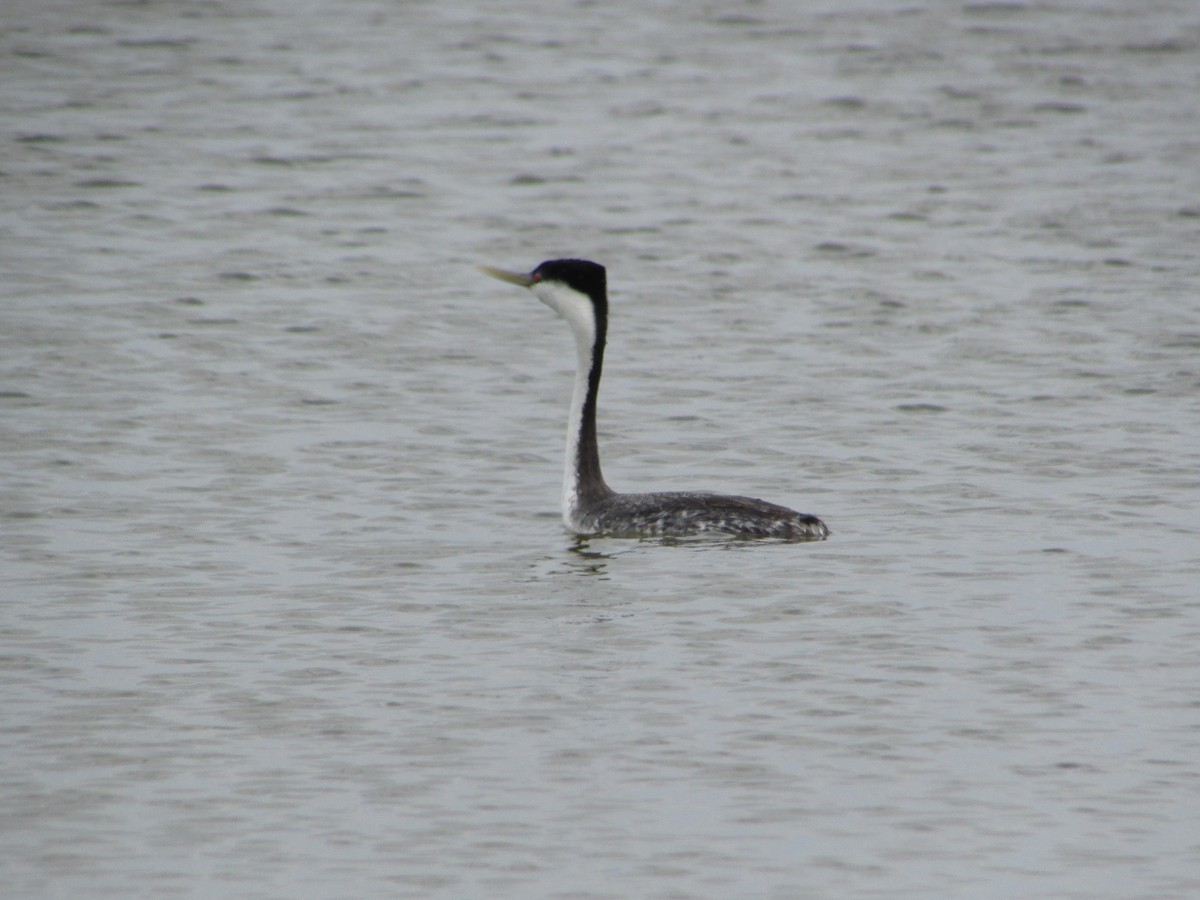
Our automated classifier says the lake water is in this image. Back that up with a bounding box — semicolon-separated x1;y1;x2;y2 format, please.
3;0;1199;897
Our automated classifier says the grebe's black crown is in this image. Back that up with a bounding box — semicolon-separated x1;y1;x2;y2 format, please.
533;259;607;310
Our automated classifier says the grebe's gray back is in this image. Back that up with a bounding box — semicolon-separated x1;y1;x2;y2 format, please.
479;259;829;541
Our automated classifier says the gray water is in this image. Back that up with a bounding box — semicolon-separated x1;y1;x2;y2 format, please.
3;1;1200;897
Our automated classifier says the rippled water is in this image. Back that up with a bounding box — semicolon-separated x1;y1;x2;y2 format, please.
4;1;1200;897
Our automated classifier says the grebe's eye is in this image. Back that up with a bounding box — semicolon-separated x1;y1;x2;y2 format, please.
531;272;542;283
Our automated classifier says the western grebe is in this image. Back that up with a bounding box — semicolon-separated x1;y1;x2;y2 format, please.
479;258;829;541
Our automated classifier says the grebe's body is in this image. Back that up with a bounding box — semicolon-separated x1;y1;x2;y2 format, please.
568;490;826;540
480;259;828;541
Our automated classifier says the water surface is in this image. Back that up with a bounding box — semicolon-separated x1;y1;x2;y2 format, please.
3;1;1199;897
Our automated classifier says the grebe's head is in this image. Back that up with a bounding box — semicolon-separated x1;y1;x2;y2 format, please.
479;258;608;342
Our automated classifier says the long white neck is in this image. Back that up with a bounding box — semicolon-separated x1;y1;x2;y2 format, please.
532;281;612;526
562;328;595;523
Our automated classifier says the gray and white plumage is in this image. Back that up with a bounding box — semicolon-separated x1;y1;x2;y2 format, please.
479;258;829;541
576;490;828;540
